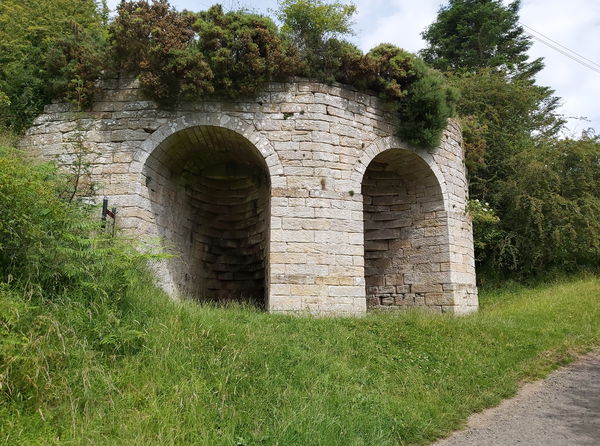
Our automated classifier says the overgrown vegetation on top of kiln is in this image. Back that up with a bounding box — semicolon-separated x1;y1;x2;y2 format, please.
0;0;457;148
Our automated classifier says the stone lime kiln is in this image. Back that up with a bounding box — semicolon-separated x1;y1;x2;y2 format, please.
22;77;478;315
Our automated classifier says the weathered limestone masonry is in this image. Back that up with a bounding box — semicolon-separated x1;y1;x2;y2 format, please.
21;77;478;315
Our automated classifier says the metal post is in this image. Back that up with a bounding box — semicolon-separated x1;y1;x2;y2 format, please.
101;197;108;229
111;207;117;237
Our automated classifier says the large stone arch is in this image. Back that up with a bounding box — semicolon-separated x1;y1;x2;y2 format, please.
142;123;276;306
132;114;285;186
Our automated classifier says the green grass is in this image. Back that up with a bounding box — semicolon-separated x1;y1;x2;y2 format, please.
2;275;599;446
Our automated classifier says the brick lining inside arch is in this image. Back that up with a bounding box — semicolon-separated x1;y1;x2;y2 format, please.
143;125;270;306
362;149;447;309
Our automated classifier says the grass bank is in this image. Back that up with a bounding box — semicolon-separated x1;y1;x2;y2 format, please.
2;276;599;445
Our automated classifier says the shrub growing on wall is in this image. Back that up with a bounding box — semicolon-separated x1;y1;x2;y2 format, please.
110;0;214;104
0;0;457;147
194;5;298;99
107;0;455;146
347;44;458;147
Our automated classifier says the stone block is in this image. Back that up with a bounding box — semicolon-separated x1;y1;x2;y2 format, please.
328;286;365;297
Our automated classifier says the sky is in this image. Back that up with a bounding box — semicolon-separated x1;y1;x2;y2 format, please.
106;0;600;135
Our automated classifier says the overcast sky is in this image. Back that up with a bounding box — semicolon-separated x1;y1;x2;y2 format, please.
107;0;600;135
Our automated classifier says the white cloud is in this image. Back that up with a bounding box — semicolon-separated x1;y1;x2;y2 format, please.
516;0;600;134
353;0;440;52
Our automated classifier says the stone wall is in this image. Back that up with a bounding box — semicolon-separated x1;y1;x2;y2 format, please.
21;76;478;315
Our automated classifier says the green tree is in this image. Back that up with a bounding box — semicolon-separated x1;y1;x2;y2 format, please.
420;0;543;78
420;0;600;278
448;68;563;199
495;134;600;274
420;0;564;191
0;0;106;130
276;0;356;80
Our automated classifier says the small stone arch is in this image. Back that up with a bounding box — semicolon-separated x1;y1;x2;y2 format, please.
141;121;277;307
351;135;450;212
357;138;452;310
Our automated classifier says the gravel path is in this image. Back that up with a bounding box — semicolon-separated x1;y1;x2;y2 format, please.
433;352;600;446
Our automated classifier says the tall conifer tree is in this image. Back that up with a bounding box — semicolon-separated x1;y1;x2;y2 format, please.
421;0;543;79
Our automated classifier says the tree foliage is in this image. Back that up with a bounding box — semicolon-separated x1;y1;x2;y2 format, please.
448;68;563;199
278;0;356;44
421;0;543;78
422;0;599;278
0;0;457;147
0;0;106;130
494;135;600;275
276;0;356;80
195;5;297;98
110;0;213;104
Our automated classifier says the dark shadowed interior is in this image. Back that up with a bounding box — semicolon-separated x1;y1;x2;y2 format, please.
143;126;270;306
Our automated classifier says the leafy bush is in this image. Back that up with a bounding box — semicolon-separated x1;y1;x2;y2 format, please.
495;135;600;275
44;24;108;108
277;0;356;81
195;5;298;98
0;0;457;146
449;66;599;278
338;43;458;147
0;0;106;129
465;134;600;279
468;199;515;281
110;0;213;105
0;144;157;408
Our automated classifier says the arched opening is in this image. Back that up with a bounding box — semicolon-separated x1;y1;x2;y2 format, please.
362;149;447;309
143;126;270;307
